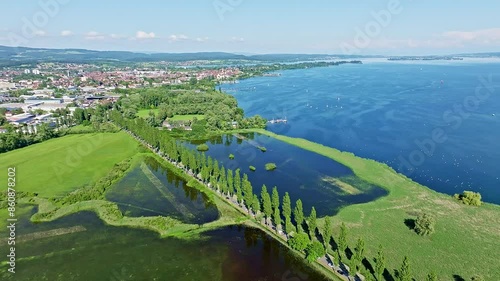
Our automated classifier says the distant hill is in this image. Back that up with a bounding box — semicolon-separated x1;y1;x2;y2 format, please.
0;45;498;66
454;52;500;58
0;45;380;66
0;46;253;66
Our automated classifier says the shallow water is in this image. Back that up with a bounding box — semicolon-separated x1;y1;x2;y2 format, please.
223;62;500;203
189;133;387;216
0;210;329;281
106;157;219;224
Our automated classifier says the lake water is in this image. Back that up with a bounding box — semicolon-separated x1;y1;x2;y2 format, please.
0;209;329;281
106;157;219;224
189;133;386;216
222;62;500;204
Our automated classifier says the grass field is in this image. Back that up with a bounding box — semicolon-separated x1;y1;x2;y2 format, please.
136;109;159;118
247;129;500;281
137;110;204;122
0;132;139;197
169;114;205;121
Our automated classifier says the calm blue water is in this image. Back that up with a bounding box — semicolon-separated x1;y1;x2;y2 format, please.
188;134;386;216
223;62;500;204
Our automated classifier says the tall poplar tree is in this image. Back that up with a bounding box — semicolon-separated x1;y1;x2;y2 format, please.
293;199;304;232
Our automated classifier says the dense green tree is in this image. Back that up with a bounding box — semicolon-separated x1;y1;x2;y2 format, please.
322;216;332;247
251;194;260;215
207;156;213;174
227;169;234;195
201;166;209;182
397;256;412;281
338;222;348;258
454;191;482;206
282;192;292;222
308;206;317;238
219;167;226;190
242;174;253;210
234;169;241;201
305;241;326;263
414;213;436;236
218;178;228;195
285;218;296;235
471;275;484;281
288;232;310;252
293;199;304;232
271;186;280;213
273;206;281;232
353;238;365;272
213;160;220;180
261;185;272;225
374;245;386;281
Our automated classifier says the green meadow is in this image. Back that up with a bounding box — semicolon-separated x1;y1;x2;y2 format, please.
0;132;139;197
247;129;500;280
169;114;205;121
136;109;159;118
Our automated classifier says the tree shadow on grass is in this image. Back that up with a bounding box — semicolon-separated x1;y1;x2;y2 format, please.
404;218;415;231
345;247;354;260
383;268;395;281
362;257;374;276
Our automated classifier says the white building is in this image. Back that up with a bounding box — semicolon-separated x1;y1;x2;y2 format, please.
0;82;16;90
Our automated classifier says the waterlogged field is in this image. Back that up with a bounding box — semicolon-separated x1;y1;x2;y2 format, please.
106;157;219;224
0;132;139;197
189;133;386;216
0;210;329;281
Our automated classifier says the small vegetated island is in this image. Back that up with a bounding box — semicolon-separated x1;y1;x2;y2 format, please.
0;70;499;281
265;163;277;171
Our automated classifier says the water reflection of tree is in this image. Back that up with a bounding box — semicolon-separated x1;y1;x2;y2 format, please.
244;227;259;248
224;134;232;146
182;183;199;202
209;135;224;145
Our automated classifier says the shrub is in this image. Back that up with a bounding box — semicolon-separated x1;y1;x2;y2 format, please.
258;146;267;152
229;153;235;159
249;166;256;171
196;144;209;151
288;232;310;251
414;213;435;236
265;163;277;171
454;191;482;206
305;241;326;262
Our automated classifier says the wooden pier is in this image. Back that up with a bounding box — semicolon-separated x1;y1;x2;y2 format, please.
268;118;288;124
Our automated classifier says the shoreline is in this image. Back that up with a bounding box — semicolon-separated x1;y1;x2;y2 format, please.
8;127;500;279
237;128;500;279
241;128;500;209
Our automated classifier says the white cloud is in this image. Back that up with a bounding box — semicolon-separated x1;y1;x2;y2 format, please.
34;30;47;37
442;28;500;42
85;31;105;40
110;34;126;39
135;31;156;40
60;30;73;37
195;37;209;42
230;37;244;42
168;34;189;42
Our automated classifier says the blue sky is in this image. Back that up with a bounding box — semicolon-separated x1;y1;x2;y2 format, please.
1;0;499;55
